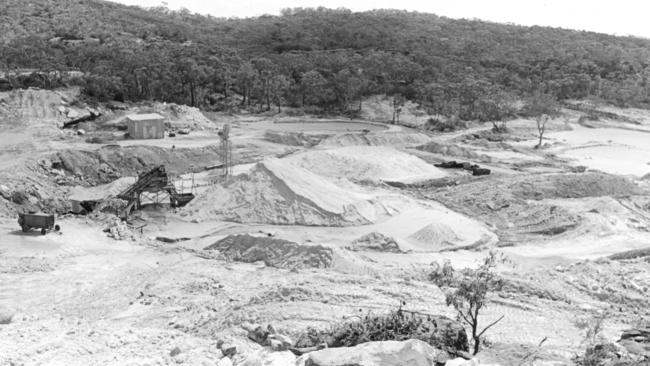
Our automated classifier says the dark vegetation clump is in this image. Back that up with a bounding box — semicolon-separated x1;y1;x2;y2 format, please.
424;117;467;132
573;343;646;366
294;306;469;353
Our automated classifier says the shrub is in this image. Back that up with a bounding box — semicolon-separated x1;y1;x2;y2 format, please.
295;306;469;353
429;251;506;355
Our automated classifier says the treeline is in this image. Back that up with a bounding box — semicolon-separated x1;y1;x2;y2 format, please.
1;0;650;118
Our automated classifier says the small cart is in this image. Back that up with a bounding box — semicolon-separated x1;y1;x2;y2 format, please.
18;213;56;235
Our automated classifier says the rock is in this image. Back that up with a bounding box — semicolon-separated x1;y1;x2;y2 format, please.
618;324;650;358
216;357;233;366
170;346;181;357
347;232;402;253
268;334;294;351
11;189;29;204
445;358;479;366
236;349;296;366
296;339;442;366
221;343;238;357
77;129;86;135
0;309;14;325
0;185;10;200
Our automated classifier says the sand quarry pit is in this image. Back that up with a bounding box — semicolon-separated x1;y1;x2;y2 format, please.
3;98;650;365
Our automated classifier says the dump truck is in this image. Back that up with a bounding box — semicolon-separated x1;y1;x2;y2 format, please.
18;212;56;235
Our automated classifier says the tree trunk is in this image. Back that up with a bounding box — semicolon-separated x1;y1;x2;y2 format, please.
472;323;480;355
189;81;195;107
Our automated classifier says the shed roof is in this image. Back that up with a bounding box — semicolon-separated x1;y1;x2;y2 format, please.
126;113;165;121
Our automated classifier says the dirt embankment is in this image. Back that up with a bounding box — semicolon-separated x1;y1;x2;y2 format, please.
51;145;223;185
0;144;224;216
264;131;329;147
319;131;431;148
416;141;491;162
420;172;643;242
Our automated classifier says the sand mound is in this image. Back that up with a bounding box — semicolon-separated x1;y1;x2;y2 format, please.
320;131;431;147
285;146;447;184
408;223;462;249
185;158;404;226
205;234;333;269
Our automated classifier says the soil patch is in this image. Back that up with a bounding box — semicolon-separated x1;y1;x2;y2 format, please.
205;234;333;269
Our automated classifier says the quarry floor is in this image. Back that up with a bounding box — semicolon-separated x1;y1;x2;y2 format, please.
1;100;650;365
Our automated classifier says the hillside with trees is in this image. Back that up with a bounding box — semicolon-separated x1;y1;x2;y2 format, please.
2;0;650;119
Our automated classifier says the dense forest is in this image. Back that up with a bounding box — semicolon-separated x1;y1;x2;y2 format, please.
2;0;650;119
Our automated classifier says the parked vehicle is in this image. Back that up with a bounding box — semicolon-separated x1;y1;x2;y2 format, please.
18;212;57;235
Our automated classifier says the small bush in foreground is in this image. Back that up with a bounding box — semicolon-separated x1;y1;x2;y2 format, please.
295;305;468;353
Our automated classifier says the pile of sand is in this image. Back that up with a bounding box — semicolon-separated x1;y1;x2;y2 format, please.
184;157;405;226
320;131;431;147
285;146;447;184
205;234;333;269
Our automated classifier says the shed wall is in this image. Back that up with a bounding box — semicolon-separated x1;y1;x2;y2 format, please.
127;119;164;139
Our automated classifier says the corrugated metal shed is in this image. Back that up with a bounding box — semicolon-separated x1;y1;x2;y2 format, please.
125;113;165;139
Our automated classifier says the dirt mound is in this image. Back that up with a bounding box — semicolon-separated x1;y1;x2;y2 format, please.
424;172;636;242
320;131;431;147
416;141;491;162
285;146;447;184
205;234;333;269
509;172;642;200
264;131;328;147
347;232;402;253
184;158;403;226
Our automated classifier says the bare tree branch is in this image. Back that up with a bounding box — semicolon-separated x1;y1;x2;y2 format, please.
477;315;505;338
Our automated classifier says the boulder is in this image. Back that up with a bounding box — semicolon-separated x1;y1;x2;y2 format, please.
296;339;442;366
619;324;650;359
445;358;479;366
217;357;233;366
0;309;14;325
235;349;296;366
221;343;238;357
